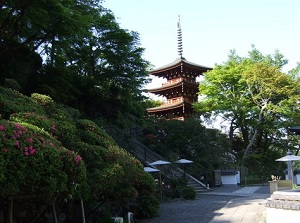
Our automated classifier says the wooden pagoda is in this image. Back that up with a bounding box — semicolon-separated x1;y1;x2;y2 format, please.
146;17;211;120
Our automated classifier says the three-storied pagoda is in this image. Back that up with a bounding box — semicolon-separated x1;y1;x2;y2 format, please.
146;17;211;120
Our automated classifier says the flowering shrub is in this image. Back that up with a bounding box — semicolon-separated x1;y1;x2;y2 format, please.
0;120;86;199
10;111;77;148
0;88;159;218
77;119;114;147
72;139;159;218
10;112;57;137
31;93;54;111
0;86;43;118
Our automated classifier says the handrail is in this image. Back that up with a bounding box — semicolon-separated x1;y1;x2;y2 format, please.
133;139;210;190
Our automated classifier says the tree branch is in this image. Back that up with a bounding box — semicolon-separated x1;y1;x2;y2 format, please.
243;101;268;160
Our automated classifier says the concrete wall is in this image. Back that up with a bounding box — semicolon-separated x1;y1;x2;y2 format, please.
221;171;240;185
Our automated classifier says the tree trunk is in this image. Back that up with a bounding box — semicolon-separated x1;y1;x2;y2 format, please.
243;102;268;160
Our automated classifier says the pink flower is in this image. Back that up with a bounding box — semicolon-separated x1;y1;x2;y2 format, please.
75;155;82;164
15;140;20;147
24;147;29;156
50;124;56;131
24;146;36;156
49;142;54;147
0;126;4;131
26;138;33;143
15;123;21;129
2;149;8;153
28;146;35;155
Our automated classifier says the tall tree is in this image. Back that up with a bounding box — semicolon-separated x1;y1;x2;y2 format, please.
194;47;300;168
1;0;151;124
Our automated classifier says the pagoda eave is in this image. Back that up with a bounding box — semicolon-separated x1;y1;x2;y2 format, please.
146;101;194;113
150;57;212;78
147;80;198;94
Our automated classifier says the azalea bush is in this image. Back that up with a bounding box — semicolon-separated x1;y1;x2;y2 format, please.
76;119;114;148
73;120;159;218
0;87;43;118
0;120;86;199
134;172;159;218
10;110;78;148
10;112;57;136
0;89;159;219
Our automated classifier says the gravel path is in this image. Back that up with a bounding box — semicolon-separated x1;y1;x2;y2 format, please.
138;195;240;223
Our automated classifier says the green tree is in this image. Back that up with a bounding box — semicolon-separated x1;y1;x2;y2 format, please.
1;0;151;124
194;47;300;172
142;118;231;176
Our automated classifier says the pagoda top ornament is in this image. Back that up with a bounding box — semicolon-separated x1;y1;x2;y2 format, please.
177;15;183;59
149;15;211;78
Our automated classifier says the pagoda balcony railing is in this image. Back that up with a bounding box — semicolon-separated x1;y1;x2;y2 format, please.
161;97;194;106
162;77;197;86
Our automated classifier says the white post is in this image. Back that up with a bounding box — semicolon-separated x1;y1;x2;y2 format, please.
287;150;293;183
52;203;58;223
80;198;86;223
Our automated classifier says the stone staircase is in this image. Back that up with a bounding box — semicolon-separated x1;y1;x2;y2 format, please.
187;177;211;194
131;139;210;194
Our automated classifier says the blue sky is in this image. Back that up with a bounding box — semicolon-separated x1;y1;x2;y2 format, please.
103;0;300;87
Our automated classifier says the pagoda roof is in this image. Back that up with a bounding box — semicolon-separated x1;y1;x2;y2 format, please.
147;102;192;113
146;101;191;113
147;80;197;94
150;57;212;77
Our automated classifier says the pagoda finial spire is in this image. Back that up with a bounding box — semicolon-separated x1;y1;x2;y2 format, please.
177;15;183;58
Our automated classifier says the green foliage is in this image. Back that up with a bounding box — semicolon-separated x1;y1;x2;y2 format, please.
194;47;300;173
0;120;86;199
170;177;189;199
180;186;196;200
31;93;54;107
74;120;159;217
3;78;20;91
0;0;157;217
293;184;300;190
135;173;160;218
140;118;231;176
0;87;159;219
10;112;57;136
76;119;114;147
0;0;151;124
0;86;44;118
